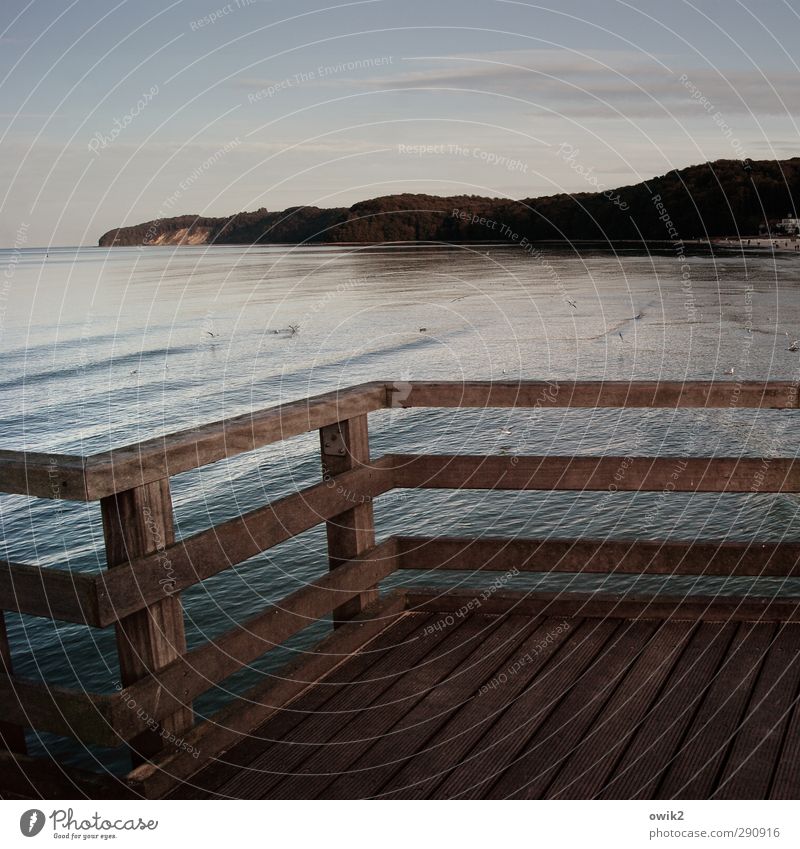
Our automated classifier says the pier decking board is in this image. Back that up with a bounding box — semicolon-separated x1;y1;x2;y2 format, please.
597;621;738;799
432;618;618;800
545;620;696;799
170;609;427;800
485;619;663;800
265;615;531;800
656;623;775;800
323;615;579;800
177;596;800;800
216;614;492;800
380;617;611;800
713;624;800;799
770;678;800;799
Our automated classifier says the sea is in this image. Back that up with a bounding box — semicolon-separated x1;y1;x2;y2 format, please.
1;241;800;771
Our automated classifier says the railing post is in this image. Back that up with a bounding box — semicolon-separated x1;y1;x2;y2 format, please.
0;612;26;753
100;477;193;759
320;414;378;626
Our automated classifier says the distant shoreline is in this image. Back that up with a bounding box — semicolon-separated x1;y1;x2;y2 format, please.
92;238;764;253
9;238;800;254
96;156;800;248
712;236;800;252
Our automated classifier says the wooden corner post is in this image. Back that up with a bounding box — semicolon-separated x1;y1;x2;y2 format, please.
320;414;378;626
100;477;193;759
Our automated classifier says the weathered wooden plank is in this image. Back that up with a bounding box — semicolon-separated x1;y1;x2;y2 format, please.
214;606;476;799
437;619;614;800
118;538;401;734
406;588;800;623
0;612;26;754
269;614;519;798
0;673;120;747
0;751;132;799
547;621;695;799
657;622;774;799
713;624;800;799
0;560;101;625
599;621;737;799
126;590;409;799
321;414;378;624
395;536;800;578
95;461;394;626
382;616;581;800
390;454;800;493
84;382;388;498
321;614;543;800
489;621;659;799
170;608;427;799
388;380;800;410
770;678;800;798
0;449;88;501
101;477;193;758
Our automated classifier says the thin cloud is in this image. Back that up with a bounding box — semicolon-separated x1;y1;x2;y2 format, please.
346;49;800;119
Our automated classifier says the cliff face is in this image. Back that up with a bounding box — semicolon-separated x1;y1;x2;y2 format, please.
98;157;800;247
99;215;220;246
147;226;212;245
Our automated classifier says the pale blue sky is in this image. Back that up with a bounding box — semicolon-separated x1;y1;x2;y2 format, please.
1;0;799;245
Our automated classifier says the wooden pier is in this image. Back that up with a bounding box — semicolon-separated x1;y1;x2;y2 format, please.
1;380;799;799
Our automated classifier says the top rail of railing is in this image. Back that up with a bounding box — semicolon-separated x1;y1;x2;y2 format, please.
0;380;797;501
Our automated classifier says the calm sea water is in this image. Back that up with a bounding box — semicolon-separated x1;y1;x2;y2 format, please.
2;242;800;771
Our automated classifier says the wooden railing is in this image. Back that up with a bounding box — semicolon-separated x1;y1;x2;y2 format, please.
1;379;799;797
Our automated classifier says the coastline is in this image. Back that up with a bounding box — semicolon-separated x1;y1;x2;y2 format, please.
713;236;800;252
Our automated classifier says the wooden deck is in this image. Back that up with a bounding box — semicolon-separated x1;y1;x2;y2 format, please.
3;380;800;800
170;592;800;800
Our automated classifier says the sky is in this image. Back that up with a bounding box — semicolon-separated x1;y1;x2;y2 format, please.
1;0;799;246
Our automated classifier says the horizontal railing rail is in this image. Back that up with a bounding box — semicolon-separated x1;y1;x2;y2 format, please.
1;379;799;797
387;379;800;410
1;379;797;502
405;587;800;622
0;382;388;500
388;454;800;492
393;536;800;578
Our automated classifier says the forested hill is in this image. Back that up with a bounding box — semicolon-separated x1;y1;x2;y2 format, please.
98;157;800;247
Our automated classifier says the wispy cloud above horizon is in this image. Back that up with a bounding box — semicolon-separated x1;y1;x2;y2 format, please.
343;49;800;119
